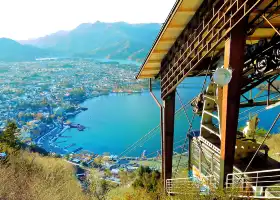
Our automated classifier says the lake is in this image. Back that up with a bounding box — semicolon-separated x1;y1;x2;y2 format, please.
55;80;279;157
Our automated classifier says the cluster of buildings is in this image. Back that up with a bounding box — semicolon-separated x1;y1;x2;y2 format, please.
0;59;146;143
68;152;142;184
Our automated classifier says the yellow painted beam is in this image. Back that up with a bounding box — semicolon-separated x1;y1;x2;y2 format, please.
143;68;160;71
147;60;161;64
144;65;160;69
153;50;168;54
139;75;157;78
168;24;185;29
177;7;196;14
247;36;273;40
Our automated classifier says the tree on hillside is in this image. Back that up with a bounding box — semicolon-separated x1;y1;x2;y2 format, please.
132;166;161;193
69;88;86;99
0;122;19;150
104;169;112;177
119;170;129;185
92;156;103;167
87;170;112;200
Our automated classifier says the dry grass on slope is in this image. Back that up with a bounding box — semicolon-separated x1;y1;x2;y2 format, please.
264;134;280;162
0;149;90;200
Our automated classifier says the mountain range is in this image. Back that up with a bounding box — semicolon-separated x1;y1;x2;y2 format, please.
0;38;54;62
0;21;161;62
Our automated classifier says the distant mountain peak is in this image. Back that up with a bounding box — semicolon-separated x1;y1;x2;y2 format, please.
0;37;19;44
15;21;162;61
0;38;52;61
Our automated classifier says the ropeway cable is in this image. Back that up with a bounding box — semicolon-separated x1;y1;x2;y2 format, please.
174;90;213;176
119;125;160;157
119;100;196;158
144;137;189;158
174;58;214;176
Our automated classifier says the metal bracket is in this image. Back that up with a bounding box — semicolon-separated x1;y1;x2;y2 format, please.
149;78;162;108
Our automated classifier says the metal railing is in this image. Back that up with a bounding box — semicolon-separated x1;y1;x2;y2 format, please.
166;176;216;195
226;169;280;199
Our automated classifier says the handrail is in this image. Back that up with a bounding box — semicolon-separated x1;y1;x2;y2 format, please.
227;168;280;176
166;175;217;195
226;168;280;199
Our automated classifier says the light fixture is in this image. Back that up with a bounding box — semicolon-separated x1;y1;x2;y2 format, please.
213;67;232;87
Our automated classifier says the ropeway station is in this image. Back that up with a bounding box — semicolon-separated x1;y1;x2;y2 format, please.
136;0;280;198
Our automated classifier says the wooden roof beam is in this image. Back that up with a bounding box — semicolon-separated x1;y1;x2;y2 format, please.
138;75;157;78
143;67;160;71
160;38;177;43
252;9;280;15
153;50;168;54
247;36;273;40
167;24;186;29
259;22;280;28
147;60;161;64
177;7;196;14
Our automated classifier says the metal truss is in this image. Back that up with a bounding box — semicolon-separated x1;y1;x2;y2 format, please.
160;0;262;99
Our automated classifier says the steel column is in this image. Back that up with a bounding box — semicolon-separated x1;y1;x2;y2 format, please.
162;90;176;190
160;106;165;182
219;19;246;188
148;79;165;181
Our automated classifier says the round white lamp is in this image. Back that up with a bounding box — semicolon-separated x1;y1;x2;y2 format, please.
213;67;232;87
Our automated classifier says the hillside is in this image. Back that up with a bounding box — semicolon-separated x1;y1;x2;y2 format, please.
20;21;161;61
0;150;88;200
0;38;53;61
263;133;280;162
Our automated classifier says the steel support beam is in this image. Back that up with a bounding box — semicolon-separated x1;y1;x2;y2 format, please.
240;100;280;108
162;90;176;190
149;79;165;183
219;20;246;188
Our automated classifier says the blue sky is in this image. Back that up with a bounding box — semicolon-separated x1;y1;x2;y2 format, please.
0;0;176;40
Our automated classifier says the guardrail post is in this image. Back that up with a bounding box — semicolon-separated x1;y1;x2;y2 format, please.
256;172;258;188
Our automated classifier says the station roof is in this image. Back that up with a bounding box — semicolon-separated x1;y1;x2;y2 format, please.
136;0;280;79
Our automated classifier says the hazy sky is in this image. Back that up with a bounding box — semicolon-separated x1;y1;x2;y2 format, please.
0;0;176;40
